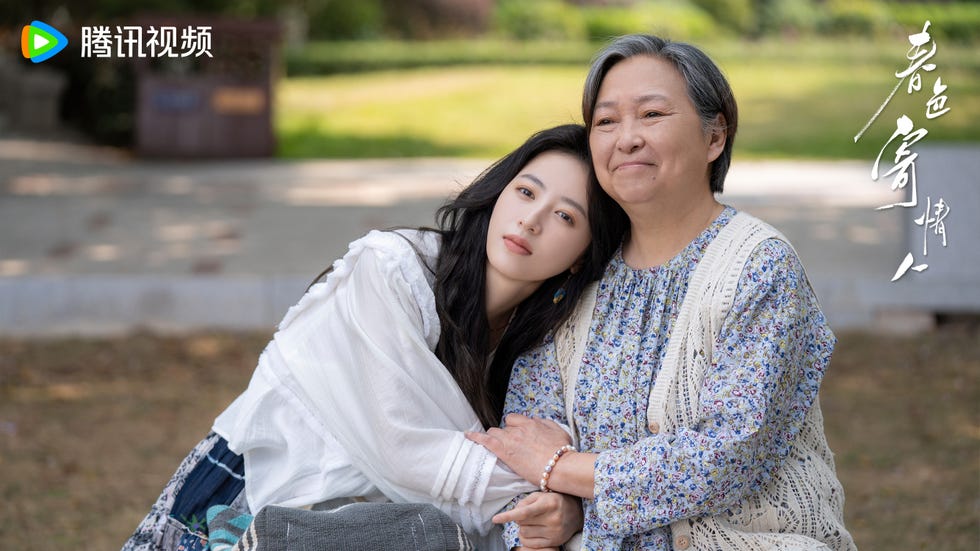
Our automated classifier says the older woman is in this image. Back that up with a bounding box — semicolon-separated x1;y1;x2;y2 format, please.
470;35;856;550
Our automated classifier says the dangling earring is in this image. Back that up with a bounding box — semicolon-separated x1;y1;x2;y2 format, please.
552;272;572;304
552;287;566;304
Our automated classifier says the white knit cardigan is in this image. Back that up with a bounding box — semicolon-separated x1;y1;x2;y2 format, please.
556;212;856;551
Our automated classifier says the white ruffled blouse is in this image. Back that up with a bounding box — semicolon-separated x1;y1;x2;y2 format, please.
212;229;534;549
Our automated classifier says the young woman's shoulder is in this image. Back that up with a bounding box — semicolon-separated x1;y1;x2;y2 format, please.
352;229;441;269
277;229;442;333
344;229;441;287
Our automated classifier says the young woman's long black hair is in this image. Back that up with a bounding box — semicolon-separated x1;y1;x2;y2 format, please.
430;124;626;429
309;124;626;429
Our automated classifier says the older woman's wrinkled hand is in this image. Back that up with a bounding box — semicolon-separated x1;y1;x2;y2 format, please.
466;414;571;485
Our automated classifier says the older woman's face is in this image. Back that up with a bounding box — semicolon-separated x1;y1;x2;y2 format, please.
588;55;724;210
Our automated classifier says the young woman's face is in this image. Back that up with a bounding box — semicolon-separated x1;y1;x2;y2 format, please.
485;151;592;285
589;55;724;209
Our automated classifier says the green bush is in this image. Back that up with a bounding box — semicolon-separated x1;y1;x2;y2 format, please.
819;0;892;37
306;0;383;40
582;7;645;41
689;0;755;34
583;0;719;42
284;40;595;75
493;0;587;41
760;0;825;36
887;2;980;44
381;0;493;40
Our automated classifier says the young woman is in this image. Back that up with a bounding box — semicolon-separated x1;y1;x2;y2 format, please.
122;124;627;551
471;35;856;551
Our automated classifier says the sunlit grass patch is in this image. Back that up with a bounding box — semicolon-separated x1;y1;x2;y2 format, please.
276;40;979;160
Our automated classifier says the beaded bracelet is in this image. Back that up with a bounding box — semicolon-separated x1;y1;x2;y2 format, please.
539;444;576;493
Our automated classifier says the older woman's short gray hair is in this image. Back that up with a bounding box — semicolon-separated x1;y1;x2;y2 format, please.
582;34;738;193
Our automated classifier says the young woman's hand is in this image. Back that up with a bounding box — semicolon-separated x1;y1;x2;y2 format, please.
494;491;583;548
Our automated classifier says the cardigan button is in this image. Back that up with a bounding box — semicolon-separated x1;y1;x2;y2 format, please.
675;535;691;549
649;421;660;434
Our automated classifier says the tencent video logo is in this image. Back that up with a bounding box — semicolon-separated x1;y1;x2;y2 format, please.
21;21;69;63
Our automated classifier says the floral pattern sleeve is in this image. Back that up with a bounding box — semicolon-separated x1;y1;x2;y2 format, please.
504;332;568;423
589;239;835;540
500;333;571;548
499;494;523;550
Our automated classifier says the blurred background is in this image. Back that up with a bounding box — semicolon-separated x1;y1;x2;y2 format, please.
2;0;979;158
1;1;978;549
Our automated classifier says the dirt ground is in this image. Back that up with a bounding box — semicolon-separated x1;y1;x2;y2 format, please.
1;325;977;550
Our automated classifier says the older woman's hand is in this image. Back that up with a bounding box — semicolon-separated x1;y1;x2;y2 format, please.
493;491;583;549
467;414;571;485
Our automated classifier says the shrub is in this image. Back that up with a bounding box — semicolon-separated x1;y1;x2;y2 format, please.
284;40;595;75
306;0;384;40
689;0;754;34
382;0;493;39
819;0;892;37
583;0;719;42
887;2;980;44
759;0;825;36
582;7;644;41
493;0;588;41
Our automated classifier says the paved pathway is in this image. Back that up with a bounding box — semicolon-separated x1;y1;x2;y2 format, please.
1;137;973;336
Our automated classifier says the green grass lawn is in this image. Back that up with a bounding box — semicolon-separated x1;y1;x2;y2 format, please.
277;65;586;159
275;39;979;160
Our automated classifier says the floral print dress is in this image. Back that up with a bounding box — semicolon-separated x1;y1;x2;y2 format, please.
503;207;835;550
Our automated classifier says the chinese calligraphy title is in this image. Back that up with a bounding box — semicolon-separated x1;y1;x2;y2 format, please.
855;21;952;282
